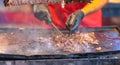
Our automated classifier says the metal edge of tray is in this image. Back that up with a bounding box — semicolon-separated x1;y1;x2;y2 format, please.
0;26;119;36
59;26;120;33
0;26;119;31
0;54;28;60
0;50;120;60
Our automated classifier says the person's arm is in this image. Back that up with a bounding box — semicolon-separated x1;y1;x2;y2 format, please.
66;0;108;32
81;0;108;15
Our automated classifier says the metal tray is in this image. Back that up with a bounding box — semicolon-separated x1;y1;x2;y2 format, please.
0;26;119;60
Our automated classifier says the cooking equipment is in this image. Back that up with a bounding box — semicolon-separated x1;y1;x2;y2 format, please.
0;26;120;65
50;22;64;35
0;26;119;59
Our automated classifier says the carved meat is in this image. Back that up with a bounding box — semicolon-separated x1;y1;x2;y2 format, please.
52;32;100;52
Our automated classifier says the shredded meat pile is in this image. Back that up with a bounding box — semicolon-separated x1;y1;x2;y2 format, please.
52;32;101;52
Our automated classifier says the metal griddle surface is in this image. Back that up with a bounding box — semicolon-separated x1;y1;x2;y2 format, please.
0;26;120;56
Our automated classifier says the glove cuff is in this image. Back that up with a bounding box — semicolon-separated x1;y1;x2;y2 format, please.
76;10;85;19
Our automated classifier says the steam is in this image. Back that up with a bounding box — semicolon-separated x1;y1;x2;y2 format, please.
0;28;60;56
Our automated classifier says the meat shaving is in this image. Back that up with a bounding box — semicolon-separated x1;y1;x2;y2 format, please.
52;32;100;52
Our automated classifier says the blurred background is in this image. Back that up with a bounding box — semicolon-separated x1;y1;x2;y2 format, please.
0;0;120;28
102;0;120;26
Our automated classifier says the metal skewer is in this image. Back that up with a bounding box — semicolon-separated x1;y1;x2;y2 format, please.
50;22;64;35
69;26;72;37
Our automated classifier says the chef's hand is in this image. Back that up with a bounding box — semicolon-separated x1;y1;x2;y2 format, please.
33;4;52;24
66;10;84;32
